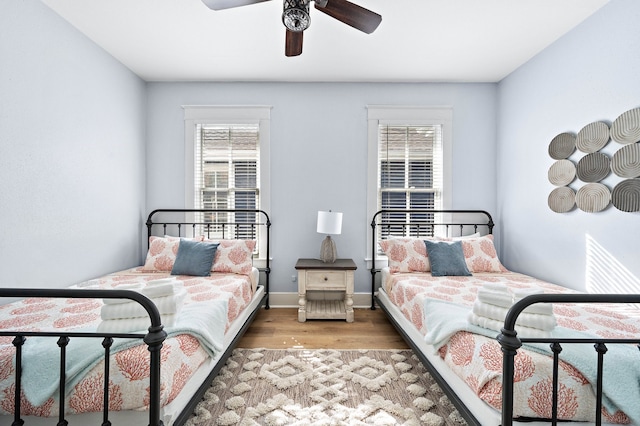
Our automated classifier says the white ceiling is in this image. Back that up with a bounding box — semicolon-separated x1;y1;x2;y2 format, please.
41;0;611;83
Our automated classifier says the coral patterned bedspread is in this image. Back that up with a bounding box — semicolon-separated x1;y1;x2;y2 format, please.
384;271;640;424
0;268;254;417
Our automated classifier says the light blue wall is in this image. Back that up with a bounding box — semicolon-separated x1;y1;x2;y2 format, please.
497;0;640;292
146;82;497;293
0;0;147;288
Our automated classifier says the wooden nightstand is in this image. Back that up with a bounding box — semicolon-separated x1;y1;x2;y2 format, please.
295;258;356;323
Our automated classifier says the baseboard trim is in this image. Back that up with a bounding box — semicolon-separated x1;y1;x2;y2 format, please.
268;292;372;309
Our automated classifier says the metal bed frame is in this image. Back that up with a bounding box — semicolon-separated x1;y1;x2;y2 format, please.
0;288;166;426
370;209;640;426
498;293;640;426
0;208;270;426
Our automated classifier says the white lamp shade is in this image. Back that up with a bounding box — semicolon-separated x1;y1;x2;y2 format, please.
317;211;343;235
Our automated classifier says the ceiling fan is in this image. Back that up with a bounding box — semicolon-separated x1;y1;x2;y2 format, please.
201;0;382;57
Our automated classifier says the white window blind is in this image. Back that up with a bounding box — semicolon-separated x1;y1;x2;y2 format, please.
378;124;443;237
194;123;260;240
183;105;271;262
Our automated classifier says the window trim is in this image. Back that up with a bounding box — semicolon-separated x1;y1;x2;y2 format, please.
183;105;271;261
366;105;453;266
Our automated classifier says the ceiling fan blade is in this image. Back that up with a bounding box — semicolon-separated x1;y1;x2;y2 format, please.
314;0;381;34
201;0;271;11
285;30;304;57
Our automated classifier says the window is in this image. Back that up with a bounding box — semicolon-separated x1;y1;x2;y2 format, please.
367;106;452;258
378;124;442;237
184;106;271;259
195;123;259;239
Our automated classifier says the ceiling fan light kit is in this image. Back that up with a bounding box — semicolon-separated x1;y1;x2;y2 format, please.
201;0;381;57
283;0;311;32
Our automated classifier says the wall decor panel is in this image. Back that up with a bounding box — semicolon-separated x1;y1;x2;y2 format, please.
576;121;610;153
575;183;611;212
548;132;576;159
548;106;640;213
611;107;640;144
611;179;640;212
548;159;576;186
576;152;610;182
548;186;576;213
611;143;640;178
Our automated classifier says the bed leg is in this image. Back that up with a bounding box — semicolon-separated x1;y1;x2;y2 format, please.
370;270;376;310
264;267;270;309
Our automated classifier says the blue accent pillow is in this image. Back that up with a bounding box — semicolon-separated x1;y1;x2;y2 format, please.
424;240;472;277
171;239;219;276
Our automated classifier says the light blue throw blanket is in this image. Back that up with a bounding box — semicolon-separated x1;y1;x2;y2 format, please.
20;298;228;407
423;298;640;424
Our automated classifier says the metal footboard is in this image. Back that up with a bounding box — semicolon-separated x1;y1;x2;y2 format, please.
0;288;166;426
498;293;640;426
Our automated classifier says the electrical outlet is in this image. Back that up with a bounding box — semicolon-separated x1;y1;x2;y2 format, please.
291;274;297;282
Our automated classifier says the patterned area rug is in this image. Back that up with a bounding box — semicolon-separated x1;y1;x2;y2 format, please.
185;348;468;426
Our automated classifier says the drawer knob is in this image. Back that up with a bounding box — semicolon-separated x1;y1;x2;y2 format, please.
324;276;328;281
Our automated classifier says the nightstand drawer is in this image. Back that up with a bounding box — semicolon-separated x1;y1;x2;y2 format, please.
305;270;346;289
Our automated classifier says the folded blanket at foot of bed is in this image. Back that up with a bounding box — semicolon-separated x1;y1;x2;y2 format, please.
100;290;186;320
476;284;554;315
98;279;186;331
468;285;556;337
102;278;183;303
466;312;553;338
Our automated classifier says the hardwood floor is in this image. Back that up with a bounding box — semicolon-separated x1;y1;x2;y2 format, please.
237;307;410;349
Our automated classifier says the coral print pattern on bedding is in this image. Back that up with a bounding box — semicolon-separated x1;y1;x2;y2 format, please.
379;235;507;274
384;271;636;423
0;267;254;417
455;235;507;273
209;239;256;275
141;237;256;276
379;237;432;273
141;236;204;272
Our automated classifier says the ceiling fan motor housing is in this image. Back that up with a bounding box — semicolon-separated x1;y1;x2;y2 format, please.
282;0;311;32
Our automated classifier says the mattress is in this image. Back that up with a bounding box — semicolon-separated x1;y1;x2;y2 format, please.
381;268;640;424
0;266;257;420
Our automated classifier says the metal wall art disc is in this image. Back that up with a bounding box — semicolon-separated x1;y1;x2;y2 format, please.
548;159;576;186
548;187;576;213
576;152;610;182
611;107;640;144
611;142;640;178
612;179;640;212
575;183;611;212
548;132;576;160
576;121;610;153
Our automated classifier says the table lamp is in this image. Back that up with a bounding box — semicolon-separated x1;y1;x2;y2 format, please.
317;210;342;263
